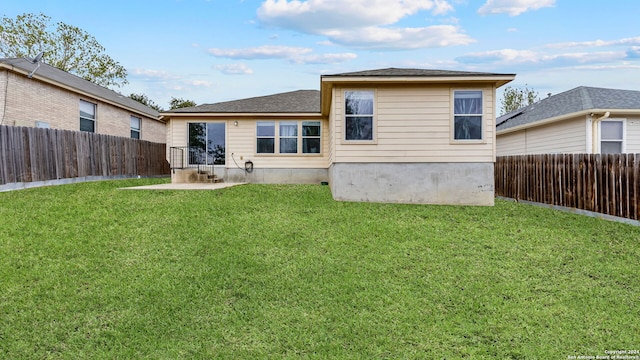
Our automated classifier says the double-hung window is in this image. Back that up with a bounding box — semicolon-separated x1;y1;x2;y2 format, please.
453;90;483;141
279;122;298;153
600;120;624;154
256;120;321;154
80;100;96;133
344;90;374;141
130;116;141;139
257;121;276;154
302;121;321;153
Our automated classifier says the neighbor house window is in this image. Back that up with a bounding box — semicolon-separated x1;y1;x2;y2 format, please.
80;100;96;133
257;121;276;154
302;121;321;154
35;121;49;128
130;116;141;139
188;122;226;165
345;90;374;141
279;122;298;154
600;120;624;154
453;90;483;140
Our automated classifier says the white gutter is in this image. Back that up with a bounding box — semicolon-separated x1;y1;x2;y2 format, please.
591;111;610;154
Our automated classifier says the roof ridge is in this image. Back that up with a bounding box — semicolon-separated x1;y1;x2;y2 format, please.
579;86;594;109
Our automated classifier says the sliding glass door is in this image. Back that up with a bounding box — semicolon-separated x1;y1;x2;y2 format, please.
188;122;226;165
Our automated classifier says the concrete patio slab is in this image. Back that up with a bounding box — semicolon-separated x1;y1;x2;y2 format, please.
120;182;246;190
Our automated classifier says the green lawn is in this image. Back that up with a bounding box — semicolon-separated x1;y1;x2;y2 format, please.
0;179;638;359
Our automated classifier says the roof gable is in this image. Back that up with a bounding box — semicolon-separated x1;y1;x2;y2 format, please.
0;57;160;118
497;86;640;131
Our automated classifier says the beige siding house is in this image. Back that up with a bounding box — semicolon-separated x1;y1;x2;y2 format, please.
497;86;640;155
0;57;165;143
162;68;514;205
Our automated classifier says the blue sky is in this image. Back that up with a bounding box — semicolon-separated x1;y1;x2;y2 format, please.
3;0;640;109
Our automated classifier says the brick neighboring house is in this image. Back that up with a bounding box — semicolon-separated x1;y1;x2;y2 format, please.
0;57;165;143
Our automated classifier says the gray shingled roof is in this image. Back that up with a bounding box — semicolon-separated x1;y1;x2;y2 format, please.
323;67;514;78
0;57;160;118
168;90;320;113
497;86;640;131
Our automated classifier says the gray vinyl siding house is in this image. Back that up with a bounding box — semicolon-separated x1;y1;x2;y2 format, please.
497;86;640;155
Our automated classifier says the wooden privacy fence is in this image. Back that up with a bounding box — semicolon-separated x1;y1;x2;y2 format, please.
495;154;640;221
0;125;170;185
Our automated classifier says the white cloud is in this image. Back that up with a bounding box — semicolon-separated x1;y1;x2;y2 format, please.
258;0;454;32
627;46;640;59
208;45;312;60
456;48;625;69
546;36;640;49
256;0;470;50
456;49;538;64
184;80;213;87
128;68;211;95
129;68;180;81
214;63;255;75
478;0;555;16
326;25;474;50
293;52;357;64
316;40;334;46
208;45;357;64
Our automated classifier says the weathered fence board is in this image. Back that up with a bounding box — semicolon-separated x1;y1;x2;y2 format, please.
496;154;640;221
0;125;169;186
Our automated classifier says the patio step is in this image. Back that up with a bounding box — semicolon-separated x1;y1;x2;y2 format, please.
208;174;224;183
193;171;223;184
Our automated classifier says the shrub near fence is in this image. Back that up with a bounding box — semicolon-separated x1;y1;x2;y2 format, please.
495;154;640;221
0;125;169;186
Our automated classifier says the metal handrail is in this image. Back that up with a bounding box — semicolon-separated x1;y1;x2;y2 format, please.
169;146;219;178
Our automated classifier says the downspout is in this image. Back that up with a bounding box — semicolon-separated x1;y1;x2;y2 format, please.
591;111;610;153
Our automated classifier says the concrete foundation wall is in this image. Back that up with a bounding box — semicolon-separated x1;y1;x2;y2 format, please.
329;162;494;206
226;168;328;184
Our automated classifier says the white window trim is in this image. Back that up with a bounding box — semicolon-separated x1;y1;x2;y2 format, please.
450;89;486;144
342;89;377;144
79;99;97;133
130;115;141;139
255;120;323;156
598;119;626;154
